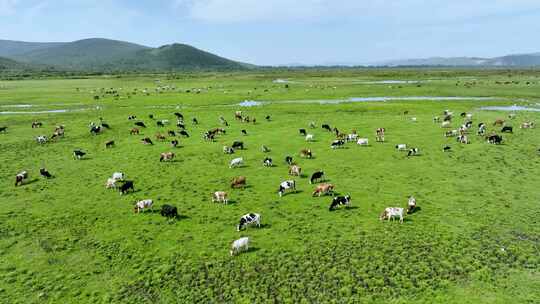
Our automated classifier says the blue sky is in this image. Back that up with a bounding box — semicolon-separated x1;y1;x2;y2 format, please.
1;0;540;65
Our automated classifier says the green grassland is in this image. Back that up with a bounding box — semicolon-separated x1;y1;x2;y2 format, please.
0;70;539;303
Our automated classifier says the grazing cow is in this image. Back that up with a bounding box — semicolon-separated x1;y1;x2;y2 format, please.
32;121;42;128
231;176;247;188
457;135;470;144
465;121;473;129
40;168;53;178
128;115;137;120
174;112;184;120
0;126;7;133
521;122;535;129
168;130;176;137
460;112;467;118
443;145;452;152
230;237;249;256
235;111;243;120
445;130;458;137
443;115;452;122
305;134;314;142
223;146;235;154
310;171;324;184
433;117;440;123
105;140;115;148
309;121;316;128
149;114;154;119
299;129;307;136
265;115;271;121
134;199;153;213
73;150;86;160
157;120;169;127
241;130;248;136
130;128;140;135
36;135;48;144
300;149;313;158
379;207;404;223
237;213;261;231
261;145;271;153
346;133;358;142
112;172;125;181
285;156;293;165
141;137;153;145
177;122;185;129
212;191;228;204
407;196;417;214
232;141;244;150
119;181;134;195
160;152;175;162
357;138;369;146
230;157;244;168
411;117;417;122
487;134;503;144
395;144;407;151
156;133;166;141
331;139;345;149
278;180;296;197
329;195;351;211
501;126;513;133
493;119;505;126
478;123;486;136
15;171;28;186
407;148;420;157
441;121;451;128
376;128;385;142
508;113;516;119
171;140;179;148
134;122;146;128
289;165;301;176
312;183;334;197
263;157;273;167
322;124;332;132
160;204;178;219
192;118;198;125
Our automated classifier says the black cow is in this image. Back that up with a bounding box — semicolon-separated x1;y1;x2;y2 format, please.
241;130;248;136
40;168;53;178
141;137;153;145
329;195;351;211
265;115;271;121
135;122;146;128
0;126;7;133
192;118;198;125
73;150;86;159
501;126;513;133
160;204;178;218
119;181;134;195
488;134;503;144
168;130;176;137
299;129;307;136
443;145;452;152
90;126;101;135
310;171;325;184
171;140;179;147
105;140;115;148
232;141;244;150
157;121;165;127
179;130;190;137
285;156;293;165
322;124;331;131
149;114;154;119
174;112;184;120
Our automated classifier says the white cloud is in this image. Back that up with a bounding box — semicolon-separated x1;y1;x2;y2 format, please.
0;0;19;16
173;0;540;24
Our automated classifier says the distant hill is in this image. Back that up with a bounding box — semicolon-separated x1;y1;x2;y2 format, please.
0;38;248;71
379;53;540;67
0;56;28;71
0;39;66;58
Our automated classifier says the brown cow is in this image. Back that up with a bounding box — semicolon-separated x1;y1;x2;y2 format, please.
300;148;313;159
288;165;301;176
493;119;505;126
312;183;334;197
160;152;175;162
130;128;139;135
156;133;166;141
231;176;246;188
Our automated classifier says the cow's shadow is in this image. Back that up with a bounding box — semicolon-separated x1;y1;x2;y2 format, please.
407;206;422;214
22;178;40;186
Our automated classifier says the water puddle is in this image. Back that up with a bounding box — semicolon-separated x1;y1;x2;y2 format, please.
238;100;264;107
480;105;540;112
0;108;89;115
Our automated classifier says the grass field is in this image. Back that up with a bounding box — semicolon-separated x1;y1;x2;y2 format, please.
0;70;539;303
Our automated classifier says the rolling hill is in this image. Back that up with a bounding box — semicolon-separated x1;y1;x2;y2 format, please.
0;38;248;71
0;56;29;71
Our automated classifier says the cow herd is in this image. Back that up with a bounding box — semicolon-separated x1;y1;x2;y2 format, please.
5;104;538;257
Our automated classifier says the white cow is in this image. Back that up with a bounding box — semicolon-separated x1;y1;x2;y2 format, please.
212;191;228;204
305;134;314;142
105;178;117;189
36;135;47;144
379;207;404;223
229;157;244;168
441;121;451;128
357;138;369;146
134;199;153;213
230;237;250;256
411;117;417;122
112;172;125;181
395;144;407;151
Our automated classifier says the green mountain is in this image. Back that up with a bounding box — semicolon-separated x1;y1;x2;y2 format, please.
0;56;28;71
0;38;248;71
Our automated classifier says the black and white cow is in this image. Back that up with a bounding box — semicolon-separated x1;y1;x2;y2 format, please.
501;126;513;133
278;180;296;197
73;150;86;160
40;168;53;178
407;148;420;157
299;129;307;136
237;213;261;231
331;139;345;149
322;124;332;132
329;195;351;211
263;157;273;167
232;141;244;150
15;171;28;186
487;134;503;144
285;156;293;165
